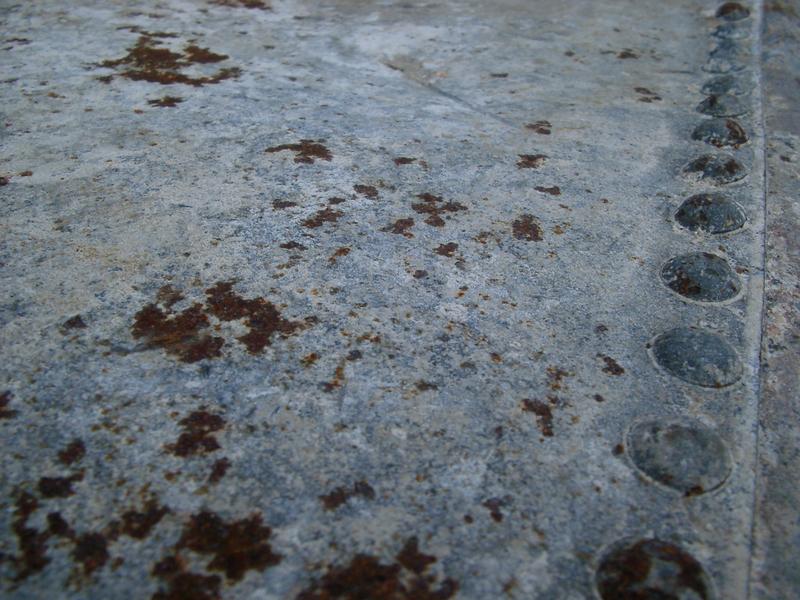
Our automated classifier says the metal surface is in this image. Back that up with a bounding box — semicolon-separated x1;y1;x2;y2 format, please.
0;0;796;598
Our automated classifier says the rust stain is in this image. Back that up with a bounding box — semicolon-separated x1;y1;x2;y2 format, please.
148;96;184;107
521;399;554;437
1;390;18;419
412;193;467;227
512;214;543;241
382;218;415;238
353;184;378;199
525;120;551;134
435;242;458;257
516;154;547;169
176;511;282;581
302;207;343;228
298;537;457;599
99;32;240;86
320;480;376;510
166;410;225;457
266;140;332;164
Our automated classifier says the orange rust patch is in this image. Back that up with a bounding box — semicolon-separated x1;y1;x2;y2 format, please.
382;218;415;238
148;96;184;107
516;154;547;169
298;537;457;599
512;214;543;241
132;302;223;363
302;207;343;228
412;193;466;227
266;140;332;164
521;399;554;437
434;242;458;257
320;480;376;510
1;390;17;419
205;281;304;353
166;410;225;457
176;511;281;581
99;33;240;86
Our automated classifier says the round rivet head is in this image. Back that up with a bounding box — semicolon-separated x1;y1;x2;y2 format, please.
596;538;713;600
712;22;750;39
701;74;747;96
650;327;742;388
675;194;746;234
682;154;746;184
661;252;741;302
696;94;747;117
716;2;750;21
627;421;732;496
692;118;748;148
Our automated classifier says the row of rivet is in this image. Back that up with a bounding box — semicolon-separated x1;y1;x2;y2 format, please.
595;3;753;598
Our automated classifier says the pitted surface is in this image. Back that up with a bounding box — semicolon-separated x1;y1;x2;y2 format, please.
0;0;794;599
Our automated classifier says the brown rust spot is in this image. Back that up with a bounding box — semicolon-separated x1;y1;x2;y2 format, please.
208;458;231;484
148;96;184;107
302;207;344;228
354;184;379;199
393;157;416;165
10;492;50;581
38;473;83;498
395;537;436;575
482;497;508;522
61;315;88;330
382;218;415;238
183;45;227;64
210;0;271;8
152;556;222;600
73;532;109;575
534;185;561;196
516;154;547;169
132;301;223;363
266;140;332;164
525;120;551;134
273;199;297;209
322;364;347;393
596;539;710;600
521;399;554;437
599;354;625;375
546;366;570;391
1;390;18;419
205;281;304;353
281;240;307;250
320;480;376;510
617;49;639;59
166;410;225;457
58;439;86;465
47;512;75;538
121;500;170;539
635;87;661;102
297;538;457;600
177;511;282;581
301;352;320;367
99;34;240;86
328;247;351;265
434;242;458;257
415;381;438;391
412;193;467;227
512;214;543;241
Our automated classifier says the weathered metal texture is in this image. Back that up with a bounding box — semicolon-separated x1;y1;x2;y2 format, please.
750;0;800;598
0;0;791;598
